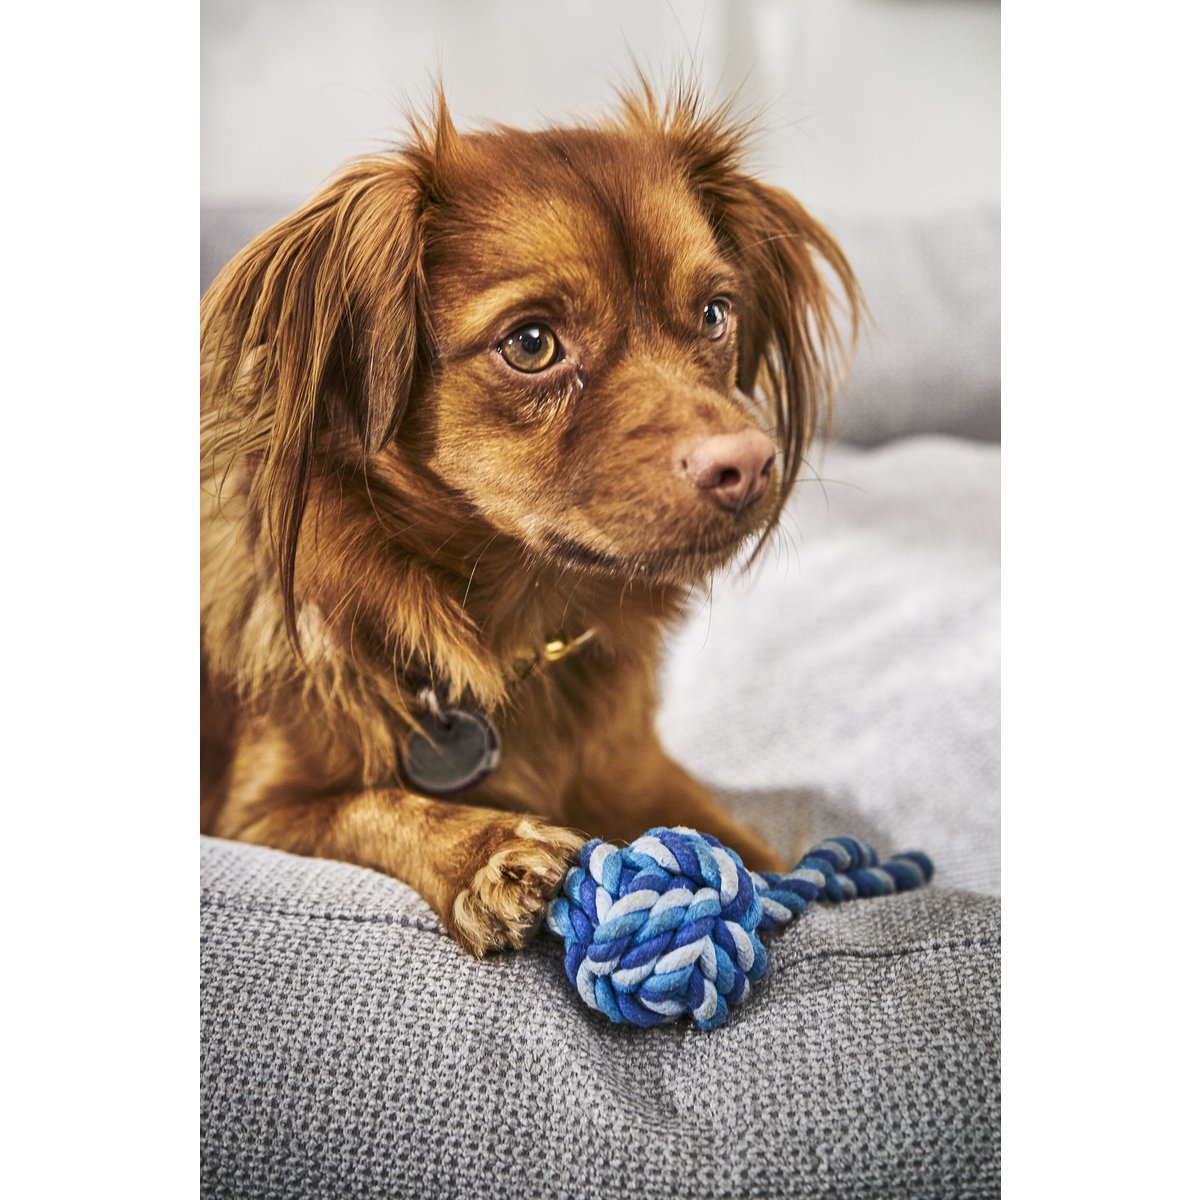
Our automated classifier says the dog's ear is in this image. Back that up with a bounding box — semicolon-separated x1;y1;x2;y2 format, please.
201;104;456;636
706;178;860;490
202;153;431;451
633;86;861;508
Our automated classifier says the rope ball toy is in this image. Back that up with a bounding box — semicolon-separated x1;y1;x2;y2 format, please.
544;827;933;1031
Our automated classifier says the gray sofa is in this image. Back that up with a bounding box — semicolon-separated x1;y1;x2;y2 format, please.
201;203;1000;1199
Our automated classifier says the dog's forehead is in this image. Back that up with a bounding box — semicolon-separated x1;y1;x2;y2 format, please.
433;128;728;307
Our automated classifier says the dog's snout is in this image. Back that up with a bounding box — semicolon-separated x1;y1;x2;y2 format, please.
678;431;776;513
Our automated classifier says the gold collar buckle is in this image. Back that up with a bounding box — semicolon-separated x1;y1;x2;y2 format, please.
515;627;597;679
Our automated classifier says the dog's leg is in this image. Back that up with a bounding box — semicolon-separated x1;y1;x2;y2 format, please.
214;788;584;956
571;747;788;874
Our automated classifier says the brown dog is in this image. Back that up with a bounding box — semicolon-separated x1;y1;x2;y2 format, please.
200;86;858;956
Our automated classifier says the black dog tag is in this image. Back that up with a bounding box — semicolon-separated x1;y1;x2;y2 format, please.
400;705;501;796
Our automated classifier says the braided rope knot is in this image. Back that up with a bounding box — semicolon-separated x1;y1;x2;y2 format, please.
545;827;933;1031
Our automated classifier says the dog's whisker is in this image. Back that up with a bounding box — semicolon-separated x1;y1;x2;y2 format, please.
461;531;501;613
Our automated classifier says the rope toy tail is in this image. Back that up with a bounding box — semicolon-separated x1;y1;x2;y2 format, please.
545;827;933;1031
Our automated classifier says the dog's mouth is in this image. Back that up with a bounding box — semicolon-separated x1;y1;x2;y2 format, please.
543;526;760;579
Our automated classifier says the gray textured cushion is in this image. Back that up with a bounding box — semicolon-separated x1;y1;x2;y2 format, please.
200;437;999;1198
661;437;999;897
202;837;998;1200
829;209;1000;446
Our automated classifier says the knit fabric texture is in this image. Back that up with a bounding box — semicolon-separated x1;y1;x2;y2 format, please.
201;836;999;1200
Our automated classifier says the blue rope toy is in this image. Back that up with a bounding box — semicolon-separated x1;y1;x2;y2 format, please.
545;827;933;1030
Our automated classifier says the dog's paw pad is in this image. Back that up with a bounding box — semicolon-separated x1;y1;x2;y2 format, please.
450;822;584;956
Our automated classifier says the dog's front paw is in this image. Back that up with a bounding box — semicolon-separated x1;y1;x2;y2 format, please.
449;818;585;956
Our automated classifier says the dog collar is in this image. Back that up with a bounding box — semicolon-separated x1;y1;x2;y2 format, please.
398;628;597;796
511;627;597;679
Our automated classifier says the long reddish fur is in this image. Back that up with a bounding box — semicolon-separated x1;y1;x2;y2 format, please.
201;86;859;955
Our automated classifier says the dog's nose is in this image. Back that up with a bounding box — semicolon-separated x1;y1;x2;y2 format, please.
678;431;776;513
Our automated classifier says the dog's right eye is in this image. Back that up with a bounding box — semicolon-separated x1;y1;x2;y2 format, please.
499;324;560;373
701;298;731;340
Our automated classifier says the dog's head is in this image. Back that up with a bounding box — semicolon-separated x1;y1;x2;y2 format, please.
203;87;858;627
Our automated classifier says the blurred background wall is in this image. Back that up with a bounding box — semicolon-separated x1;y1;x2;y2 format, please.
201;0;998;222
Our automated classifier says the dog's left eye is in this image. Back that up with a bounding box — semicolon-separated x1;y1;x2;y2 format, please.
499;324;561;373
702;298;731;340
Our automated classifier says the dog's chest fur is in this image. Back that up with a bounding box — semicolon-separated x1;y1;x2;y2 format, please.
200;459;685;830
